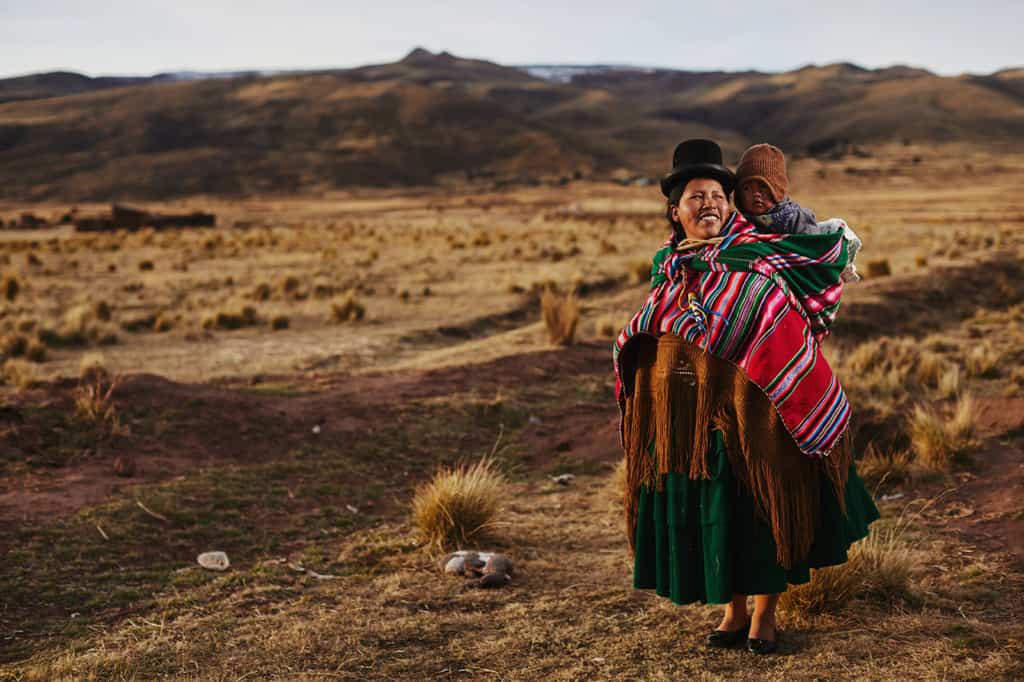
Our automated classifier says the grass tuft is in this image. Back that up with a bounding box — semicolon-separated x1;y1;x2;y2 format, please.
540;289;580;346
865;259;892;278
965;342;999;377
628;258;652;284
329;291;366;322
73;374;123;438
858;444;913;489
2;273;20;301
594;315;619;338
780;518;913;616
78;351;110;382
411;457;506;551
909;393;978;470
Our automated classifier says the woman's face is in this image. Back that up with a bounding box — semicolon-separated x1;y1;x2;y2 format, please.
672;178;730;240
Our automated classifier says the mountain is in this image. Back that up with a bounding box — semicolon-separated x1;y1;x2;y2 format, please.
0;71;147;105
0;50;1022;200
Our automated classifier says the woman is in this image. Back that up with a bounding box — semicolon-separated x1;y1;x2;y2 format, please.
614;139;878;655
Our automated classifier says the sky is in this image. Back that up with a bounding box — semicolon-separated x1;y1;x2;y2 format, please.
1;0;1021;79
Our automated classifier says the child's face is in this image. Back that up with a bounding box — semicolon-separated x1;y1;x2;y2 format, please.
739;179;776;214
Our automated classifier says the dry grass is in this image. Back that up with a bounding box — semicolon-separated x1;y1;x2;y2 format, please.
857;445;914;489
965;342;1000;377
540;288;580;346
865;258;892;278
628;258;651;284
780;513;915;616
909;393;979;470
73;373;123;438
838;336;961;417
328;291;366;323
1;357;38;389
594;314;619;338
2;272;20;301
411;457;506;551
201;305;260;330
78;351;110;382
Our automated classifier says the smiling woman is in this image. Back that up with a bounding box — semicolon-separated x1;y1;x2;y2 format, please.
614;138;879;655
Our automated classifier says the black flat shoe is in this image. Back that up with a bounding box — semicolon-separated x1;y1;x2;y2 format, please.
705;620;750;648
746;635;778;655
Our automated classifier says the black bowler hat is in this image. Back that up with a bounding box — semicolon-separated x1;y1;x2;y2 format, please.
660;139;736;198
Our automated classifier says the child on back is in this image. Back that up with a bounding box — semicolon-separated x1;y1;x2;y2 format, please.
735;143;861;281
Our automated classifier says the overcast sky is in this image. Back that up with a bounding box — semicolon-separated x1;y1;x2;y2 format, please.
2;0;1021;79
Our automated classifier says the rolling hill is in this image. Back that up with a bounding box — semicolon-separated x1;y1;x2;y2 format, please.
0;49;1022;200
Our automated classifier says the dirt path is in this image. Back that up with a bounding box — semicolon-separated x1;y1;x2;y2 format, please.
935;397;1024;571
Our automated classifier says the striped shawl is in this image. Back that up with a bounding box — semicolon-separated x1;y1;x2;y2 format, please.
614;212;850;458
614;213;853;567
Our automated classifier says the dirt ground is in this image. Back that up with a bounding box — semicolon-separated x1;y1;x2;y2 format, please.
1;149;1023;679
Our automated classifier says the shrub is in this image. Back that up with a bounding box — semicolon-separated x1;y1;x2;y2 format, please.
25;340;47;363
937;364;961;399
909;394;978;470
78;352;109;382
965;342;999;377
857;445;913;489
92;301;112;322
1;334;28;358
202;306;260;330
780;520;913;617
251;282;272;301
865;259;891;278
594;315;618;338
540;289;580;346
270;315;290;330
329;292;365;323
153;312;174;332
629;259;652;284
2;274;19;302
37;305;103;348
73;374;122;438
412;457;506;550
138;259;154;271
278;275;301;295
840;336;959;406
1;359;38;390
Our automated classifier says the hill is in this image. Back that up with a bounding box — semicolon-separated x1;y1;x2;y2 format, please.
1;50;1023;200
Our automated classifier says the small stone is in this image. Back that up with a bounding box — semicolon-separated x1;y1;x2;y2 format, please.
197;551;230;571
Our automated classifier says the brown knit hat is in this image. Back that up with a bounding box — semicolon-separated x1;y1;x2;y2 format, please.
735;143;788;204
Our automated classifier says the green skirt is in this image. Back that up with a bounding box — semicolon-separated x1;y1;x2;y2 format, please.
633;431;880;604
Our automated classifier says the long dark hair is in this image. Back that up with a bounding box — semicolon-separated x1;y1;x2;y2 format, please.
664;183;686;233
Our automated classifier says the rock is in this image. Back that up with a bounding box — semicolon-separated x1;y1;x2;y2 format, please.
197;551;230;571
550;473;575;486
442;550;480;575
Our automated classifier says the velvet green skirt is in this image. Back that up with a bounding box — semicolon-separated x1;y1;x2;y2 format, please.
632;431;880;604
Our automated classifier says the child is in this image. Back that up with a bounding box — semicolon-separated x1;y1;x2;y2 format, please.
735;143;862;281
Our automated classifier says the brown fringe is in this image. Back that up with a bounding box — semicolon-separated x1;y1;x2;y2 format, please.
620;335;853;568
